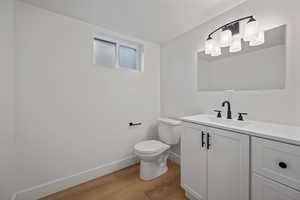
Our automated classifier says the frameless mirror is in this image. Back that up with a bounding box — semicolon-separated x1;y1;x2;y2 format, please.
197;25;286;91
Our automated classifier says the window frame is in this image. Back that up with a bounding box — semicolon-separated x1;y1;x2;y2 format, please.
93;33;144;72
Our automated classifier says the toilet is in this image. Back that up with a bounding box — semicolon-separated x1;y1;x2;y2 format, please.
134;118;182;181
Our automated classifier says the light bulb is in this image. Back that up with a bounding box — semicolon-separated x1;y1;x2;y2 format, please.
211;45;221;57
244;18;259;42
250;31;265;46
220;29;232;47
230;34;242;53
205;37;214;55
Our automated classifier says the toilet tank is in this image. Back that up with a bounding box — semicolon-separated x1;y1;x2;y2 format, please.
158;118;182;145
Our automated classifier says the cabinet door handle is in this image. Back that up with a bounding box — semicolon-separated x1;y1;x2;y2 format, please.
201;131;206;148
207;133;211;150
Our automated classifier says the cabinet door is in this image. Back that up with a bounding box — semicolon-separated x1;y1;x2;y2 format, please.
252;173;300;200
207;127;249;200
181;125;207;200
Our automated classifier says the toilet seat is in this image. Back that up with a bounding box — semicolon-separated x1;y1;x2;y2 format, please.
134;140;170;155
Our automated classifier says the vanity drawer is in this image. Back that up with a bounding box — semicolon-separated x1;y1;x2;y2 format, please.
252;137;300;190
252;173;300;200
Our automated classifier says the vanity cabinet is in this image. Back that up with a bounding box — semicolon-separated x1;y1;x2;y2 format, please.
181;123;250;200
181;115;300;200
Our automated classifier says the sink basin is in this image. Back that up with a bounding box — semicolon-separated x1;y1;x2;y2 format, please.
208;116;251;127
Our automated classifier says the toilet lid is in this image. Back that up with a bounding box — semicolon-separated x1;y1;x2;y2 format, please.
134;140;170;154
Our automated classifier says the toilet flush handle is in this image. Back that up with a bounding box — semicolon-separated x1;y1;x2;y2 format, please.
129;122;142;127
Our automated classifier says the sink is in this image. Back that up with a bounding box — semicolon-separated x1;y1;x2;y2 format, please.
207;116;251;127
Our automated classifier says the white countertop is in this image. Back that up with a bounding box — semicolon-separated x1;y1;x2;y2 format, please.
181;114;300;146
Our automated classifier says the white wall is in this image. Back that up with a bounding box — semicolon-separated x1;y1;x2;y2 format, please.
15;1;160;195
0;0;16;199
161;0;300;154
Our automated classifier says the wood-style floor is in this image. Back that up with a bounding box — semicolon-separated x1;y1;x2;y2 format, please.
41;161;187;200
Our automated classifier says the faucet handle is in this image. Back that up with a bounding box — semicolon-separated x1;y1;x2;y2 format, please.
214;110;222;118
238;112;248;121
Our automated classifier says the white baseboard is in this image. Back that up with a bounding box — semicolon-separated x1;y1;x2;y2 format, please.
185;191;198;200
13;156;138;200
168;151;181;165
183;184;202;200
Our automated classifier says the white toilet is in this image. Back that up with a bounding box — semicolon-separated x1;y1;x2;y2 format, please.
134;118;181;181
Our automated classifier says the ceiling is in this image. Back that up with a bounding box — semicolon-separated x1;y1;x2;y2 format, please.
19;0;247;43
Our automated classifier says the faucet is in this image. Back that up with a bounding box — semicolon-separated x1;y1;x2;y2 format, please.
222;101;232;119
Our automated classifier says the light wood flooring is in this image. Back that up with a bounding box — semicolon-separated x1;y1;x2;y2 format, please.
40;161;187;200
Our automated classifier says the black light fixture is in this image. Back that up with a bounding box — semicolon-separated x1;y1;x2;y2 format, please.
205;16;264;56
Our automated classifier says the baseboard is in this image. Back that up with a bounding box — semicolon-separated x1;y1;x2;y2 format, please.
13;156;138;200
185;192;198;200
168;151;181;165
183;184;202;200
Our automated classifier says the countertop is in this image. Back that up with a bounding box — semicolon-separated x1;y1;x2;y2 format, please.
181;114;300;146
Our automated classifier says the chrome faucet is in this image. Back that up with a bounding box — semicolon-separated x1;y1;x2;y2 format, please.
222;101;232;119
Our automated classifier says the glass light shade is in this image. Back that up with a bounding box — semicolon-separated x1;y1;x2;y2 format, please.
244;20;259;42
249;31;265;46
229;35;242;53
205;38;215;54
211;45;221;57
220;29;232;47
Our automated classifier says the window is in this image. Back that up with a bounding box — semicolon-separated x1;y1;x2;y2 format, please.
93;38;116;68
119;45;137;69
93;36;143;71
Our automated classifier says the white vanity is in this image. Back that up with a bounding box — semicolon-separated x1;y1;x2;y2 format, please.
180;115;300;200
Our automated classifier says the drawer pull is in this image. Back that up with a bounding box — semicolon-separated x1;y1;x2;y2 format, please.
278;162;287;169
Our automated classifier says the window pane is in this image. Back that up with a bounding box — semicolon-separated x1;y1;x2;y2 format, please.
119;45;137;69
93;38;116;68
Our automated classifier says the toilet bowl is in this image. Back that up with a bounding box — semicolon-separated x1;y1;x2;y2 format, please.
134;140;170;180
134;118;182;181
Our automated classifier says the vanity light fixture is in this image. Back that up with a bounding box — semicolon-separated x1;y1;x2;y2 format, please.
205;16;265;56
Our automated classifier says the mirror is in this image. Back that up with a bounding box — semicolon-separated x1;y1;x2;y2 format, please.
197;25;286;91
